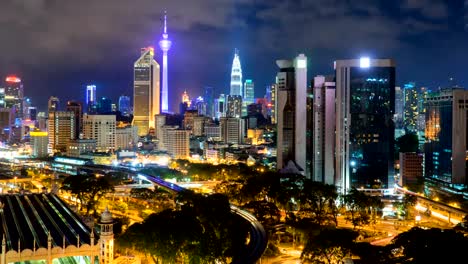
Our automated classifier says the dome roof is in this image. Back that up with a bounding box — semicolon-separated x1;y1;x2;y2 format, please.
100;207;113;223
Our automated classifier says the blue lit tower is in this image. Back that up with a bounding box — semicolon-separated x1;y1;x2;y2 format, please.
159;11;172;113
230;49;243;96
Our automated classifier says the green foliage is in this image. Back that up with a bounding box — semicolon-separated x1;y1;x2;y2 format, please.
342;188;384;229
243;200;281;227
61;174;114;215
388;227;468;263
119;192;250;263
301;228;358;264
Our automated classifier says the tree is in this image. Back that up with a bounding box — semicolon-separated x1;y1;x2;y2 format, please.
394;194;417;220
299;180;339;226
342;188;383;229
243;200;281;227
389;227;468;263
301;228;358;264
61;174;114;215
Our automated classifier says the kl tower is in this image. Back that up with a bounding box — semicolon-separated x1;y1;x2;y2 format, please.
159;11;172;113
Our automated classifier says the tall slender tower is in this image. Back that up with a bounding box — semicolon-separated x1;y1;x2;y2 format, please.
230;49;243;96
159;11;172;113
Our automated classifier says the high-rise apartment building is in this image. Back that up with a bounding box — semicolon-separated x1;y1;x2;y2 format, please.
86;84;97;113
48;111;76;152
230;49;243;96
118;96;131;116
425;88;468;186
220;117;244;144
30;131;49;158
276;54;308;172
83;114;116;152
115;126;139;150
66;101;82;139
133;47;160;136
312;75;336;184
166;129;190;159
226;95;242;118
335;58;395;192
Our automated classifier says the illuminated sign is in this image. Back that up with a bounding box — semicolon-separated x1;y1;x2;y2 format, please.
246;79;252;84
5;76;21;83
360;57;370;68
30;131;48;137
54;157;86;165
296;59;307;69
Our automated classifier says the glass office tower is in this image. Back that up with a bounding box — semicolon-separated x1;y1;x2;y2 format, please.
335;58;395;192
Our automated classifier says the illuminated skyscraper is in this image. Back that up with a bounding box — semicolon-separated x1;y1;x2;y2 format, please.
66;101;83;139
276;54;308;173
226;95;242;118
425;88;468;187
204;86;215;117
118;95;131;115
335;58;395;192
214;94;226;120
181;90;191;107
242;79;255;116
4;75;24;119
86;84;97;113
403;82;418;132
159;11;172;113
230;49;243;96
133;47;160;136
395;86;404;128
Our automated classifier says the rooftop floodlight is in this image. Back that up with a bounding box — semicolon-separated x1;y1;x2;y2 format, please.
360;57;370;68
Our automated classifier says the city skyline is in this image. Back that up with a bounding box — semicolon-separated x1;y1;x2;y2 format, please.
2;1;468;111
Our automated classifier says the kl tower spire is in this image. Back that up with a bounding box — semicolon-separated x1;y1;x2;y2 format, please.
159;10;172;113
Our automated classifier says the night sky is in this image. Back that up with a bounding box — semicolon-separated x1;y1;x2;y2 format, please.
1;0;468;112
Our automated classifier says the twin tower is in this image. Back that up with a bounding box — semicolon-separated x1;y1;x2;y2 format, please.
133;12;171;136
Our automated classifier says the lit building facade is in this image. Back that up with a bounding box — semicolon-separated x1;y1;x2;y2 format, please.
166;129;190;159
116;126;139;150
276;54;308;172
83;114;116;152
312;75;336;184
133;47;160;136
226;95;242;118
242;79;255;117
424;88;468;186
48;111;76;152
214;94;226;120
66;101;82;139
67;139;97;157
230;49;243;96
403;82;418;132
335;58;395;192
86;84;97;113
118;95;131;115
30;131;49;158
220;117;244;145
204;86;215;118
4;75;24;119
159;12;172;113
398;152;424;187
395;86;404;129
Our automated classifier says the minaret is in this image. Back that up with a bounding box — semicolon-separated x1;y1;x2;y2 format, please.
99;207;114;264
159;11;172;113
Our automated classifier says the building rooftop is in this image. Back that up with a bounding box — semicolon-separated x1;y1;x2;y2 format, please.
0;193;96;251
